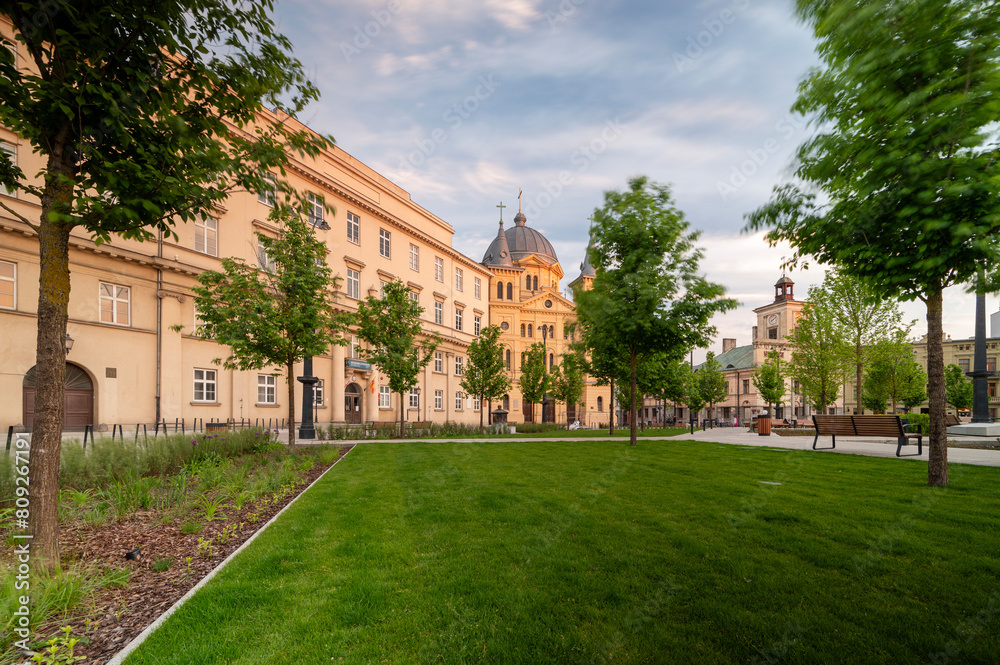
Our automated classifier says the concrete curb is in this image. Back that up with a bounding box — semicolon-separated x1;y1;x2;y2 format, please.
105;444;356;665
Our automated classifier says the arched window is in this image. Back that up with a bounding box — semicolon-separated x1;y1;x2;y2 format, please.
503;394;510;410
549;325;554;338
528;324;533;338
497;281;503;299
505;349;511;369
521;352;525;367
549;353;554;368
520;323;525;337
507;282;513;300
597;396;604;411
526;276;531;290
533;276;539;291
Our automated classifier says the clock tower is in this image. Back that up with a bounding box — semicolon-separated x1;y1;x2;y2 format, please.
751;275;804;364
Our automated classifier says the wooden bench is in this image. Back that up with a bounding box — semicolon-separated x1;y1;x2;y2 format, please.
812;414;923;457
945;413;961;427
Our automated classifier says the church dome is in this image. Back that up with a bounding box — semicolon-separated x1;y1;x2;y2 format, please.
482;210;558;266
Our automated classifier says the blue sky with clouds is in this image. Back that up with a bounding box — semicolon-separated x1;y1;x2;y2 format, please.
275;0;983;357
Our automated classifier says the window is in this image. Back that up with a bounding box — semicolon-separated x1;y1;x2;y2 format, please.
347;269;360;300
521;352;525;367
455;308;463;331
474;397;481;412
525;276;531;290
410;244;419;271
435;257;444;282
521;324;525;337
306;192;326;228
380;280;388;298
0;260;14;309
409;388;420;409
497;281;503;299
505;349;511;370
257;171;276;206
257;241;276;273
257;375;276;404
434;352;444;373
434;390;443;410
528;324;533;338
455;268;463;291
474;316;481;336
1;142;15;197
349;336;361;359
379;228;391;258
503;395;509;411
743;379;750;394
959;358;970;372
194;216;217;256
474;277;481;300
597;396;604;411
768;327;778;339
347;212;360;244
991;384;997;398
455;356;463;375
193;307;209;337
989;358;997;372
507;282;513;300
434;301;443;325
455;392;464;410
314;380;324;406
409;290;419;304
379;386;391;408
193;369;217;402
99;282;131;326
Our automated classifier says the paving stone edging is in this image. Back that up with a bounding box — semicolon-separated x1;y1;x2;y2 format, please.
105;445;356;665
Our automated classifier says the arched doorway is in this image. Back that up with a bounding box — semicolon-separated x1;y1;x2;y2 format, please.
344;383;363;424
22;363;94;430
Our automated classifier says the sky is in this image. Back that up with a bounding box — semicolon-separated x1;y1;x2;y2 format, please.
273;0;989;360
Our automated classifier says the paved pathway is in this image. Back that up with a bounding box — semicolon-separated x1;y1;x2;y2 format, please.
271;426;1000;468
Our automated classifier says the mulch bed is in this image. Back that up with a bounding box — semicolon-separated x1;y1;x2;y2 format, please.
21;444;353;665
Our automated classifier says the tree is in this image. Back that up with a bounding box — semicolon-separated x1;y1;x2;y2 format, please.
637;352;688;427
753;350;786;418
745;0;1000;485
817;270;907;415
460;325;510;432
577;323;626;435
0;0;329;565
354;281;439;438
575;176;737;445
787;294;841;413
192;213;348;446
698;351;729;422
864;333;927;413
680;362;706;429
518;342;548;423
945;364;974;412
550;347;586;424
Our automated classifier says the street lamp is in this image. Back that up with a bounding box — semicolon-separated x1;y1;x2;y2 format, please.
297;213;327;441
64;333;74;355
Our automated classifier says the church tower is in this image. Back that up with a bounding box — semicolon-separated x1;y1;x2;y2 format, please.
751;274;804;364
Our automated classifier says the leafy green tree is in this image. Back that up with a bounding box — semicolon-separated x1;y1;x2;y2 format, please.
901;364;929;412
861;378;889;413
753;350;786;418
945;364;974;412
787;294;841;413
698;351;729;422
551;347;586;424
817;270;908;415
0;0;328;564
460;325;511;432
681;362;706;427
518;342;549;423
575;176;736;445
864;334;928;413
577;322;627;434
355;281;439;438
745;0;1000;485
637;352;688;427
193;213;348;446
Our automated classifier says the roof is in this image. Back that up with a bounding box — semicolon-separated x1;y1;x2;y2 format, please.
482;210;558;266
695;344;754;371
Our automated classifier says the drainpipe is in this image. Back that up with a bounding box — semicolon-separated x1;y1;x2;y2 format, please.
155;230;163;423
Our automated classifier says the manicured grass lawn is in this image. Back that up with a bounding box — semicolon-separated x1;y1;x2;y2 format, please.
124;440;1000;665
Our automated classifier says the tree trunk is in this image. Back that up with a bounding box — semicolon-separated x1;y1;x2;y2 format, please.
479;397;484;433
926;285;949;486
629;351;638;446
286;362;297;447
28;210;73;569
855;342;864;415
609;377;615;436
399;392;405;439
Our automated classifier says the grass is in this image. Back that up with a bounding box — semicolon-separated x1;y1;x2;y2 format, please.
123;440;1000;665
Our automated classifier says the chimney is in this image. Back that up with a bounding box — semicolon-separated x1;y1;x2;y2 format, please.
722;338;737;353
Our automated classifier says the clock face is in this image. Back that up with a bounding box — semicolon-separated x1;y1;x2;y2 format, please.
768;315;778;325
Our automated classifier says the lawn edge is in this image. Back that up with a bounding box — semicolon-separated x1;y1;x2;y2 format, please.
106;444;356;665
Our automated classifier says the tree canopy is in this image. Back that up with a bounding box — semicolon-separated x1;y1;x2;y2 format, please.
753;350;786;417
460;325;511;432
744;0;1000;484
786;295;841;413
551;347;586;424
518;342;549;423
945;364;973;412
697;352;729;420
0;0;329;565
575;176;736;445
193;213;348;446
355;280;439;438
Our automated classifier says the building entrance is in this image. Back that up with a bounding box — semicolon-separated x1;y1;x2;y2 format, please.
344;383;363;424
23;363;94;430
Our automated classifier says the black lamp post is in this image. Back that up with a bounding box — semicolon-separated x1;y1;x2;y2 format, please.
541;325;549;423
297;355;318;440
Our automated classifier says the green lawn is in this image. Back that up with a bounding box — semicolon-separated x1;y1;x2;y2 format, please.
124;440;1000;665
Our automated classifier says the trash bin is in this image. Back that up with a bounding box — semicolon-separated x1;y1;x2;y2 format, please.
757;416;771;436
